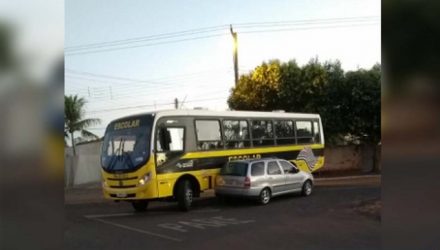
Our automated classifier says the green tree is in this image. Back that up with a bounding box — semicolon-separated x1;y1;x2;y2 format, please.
64;95;101;155
278;59;349;144
228;58;381;145
343;64;381;144
228;60;282;111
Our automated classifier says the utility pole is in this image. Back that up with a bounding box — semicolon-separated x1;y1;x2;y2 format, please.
174;98;179;109
179;95;187;109
230;25;239;86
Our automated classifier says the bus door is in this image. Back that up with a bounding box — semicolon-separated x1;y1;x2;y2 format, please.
155;125;185;167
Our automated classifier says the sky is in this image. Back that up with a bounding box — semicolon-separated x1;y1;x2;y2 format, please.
65;0;381;138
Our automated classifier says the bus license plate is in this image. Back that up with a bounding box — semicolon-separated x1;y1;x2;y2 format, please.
116;193;127;198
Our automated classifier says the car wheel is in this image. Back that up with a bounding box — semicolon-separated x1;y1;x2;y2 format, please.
301;180;313;196
131;200;149;212
259;188;271;205
177;180;193;211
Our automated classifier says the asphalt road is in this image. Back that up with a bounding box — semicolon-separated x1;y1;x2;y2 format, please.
65;176;380;250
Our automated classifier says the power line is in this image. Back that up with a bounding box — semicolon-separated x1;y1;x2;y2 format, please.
65;83;230;101
239;21;379;34
65;33;228;56
65;25;229;51
65;16;379;56
67;16;377;51
65;73;174;86
234;16;378;28
86;96;227;114
83;99;229;123
66;69;234;104
128;67;231;82
77;85;232;106
65;67;232;87
65;72;233;98
78;86;231;108
64;68;234;94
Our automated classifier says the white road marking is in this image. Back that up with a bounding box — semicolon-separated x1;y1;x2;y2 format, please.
157;223;188;232
85;216;182;242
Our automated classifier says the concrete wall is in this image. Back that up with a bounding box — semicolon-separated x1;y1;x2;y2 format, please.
65;141;102;187
321;144;381;174
67;141;102;155
323;145;362;171
64;142;381;187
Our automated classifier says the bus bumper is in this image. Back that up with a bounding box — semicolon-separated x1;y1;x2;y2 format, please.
102;182;157;200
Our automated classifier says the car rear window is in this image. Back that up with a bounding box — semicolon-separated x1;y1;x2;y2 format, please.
221;162;248;176
251;162;265;176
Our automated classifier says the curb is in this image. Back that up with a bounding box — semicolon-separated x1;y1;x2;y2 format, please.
64;175;381;190
314;174;381;181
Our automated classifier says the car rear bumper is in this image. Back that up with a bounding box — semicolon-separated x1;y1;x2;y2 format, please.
215;186;262;198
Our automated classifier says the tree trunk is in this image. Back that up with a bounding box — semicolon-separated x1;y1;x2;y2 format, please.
70;132;76;156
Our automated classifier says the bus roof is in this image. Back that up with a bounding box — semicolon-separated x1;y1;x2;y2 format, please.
116;109;321;121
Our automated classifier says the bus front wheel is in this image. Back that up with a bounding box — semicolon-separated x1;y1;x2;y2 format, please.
176;180;193;211
131;200;149;212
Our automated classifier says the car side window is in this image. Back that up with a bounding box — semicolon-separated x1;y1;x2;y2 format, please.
267;161;282;175
251;162;265;176
279;160;298;174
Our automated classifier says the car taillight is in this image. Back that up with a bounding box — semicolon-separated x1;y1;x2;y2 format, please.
244;177;251;188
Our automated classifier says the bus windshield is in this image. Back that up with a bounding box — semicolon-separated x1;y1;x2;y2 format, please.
101;115;153;172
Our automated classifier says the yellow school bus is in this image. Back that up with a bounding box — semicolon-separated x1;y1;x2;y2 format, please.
101;109;324;211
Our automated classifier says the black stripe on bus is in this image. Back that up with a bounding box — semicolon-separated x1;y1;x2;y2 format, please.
155;148;324;174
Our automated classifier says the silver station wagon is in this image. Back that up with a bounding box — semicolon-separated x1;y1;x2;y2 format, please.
215;158;314;205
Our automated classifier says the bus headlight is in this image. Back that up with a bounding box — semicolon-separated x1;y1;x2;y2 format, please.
138;172;152;186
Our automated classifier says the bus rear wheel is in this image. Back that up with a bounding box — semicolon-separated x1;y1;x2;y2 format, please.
176;180;193;211
131;200;149;212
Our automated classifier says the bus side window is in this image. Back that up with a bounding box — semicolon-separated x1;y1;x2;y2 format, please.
157;127;184;152
251;120;275;146
223;120;250;149
313;121;320;143
274;120;295;145
296;121;313;144
195;120;223;151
